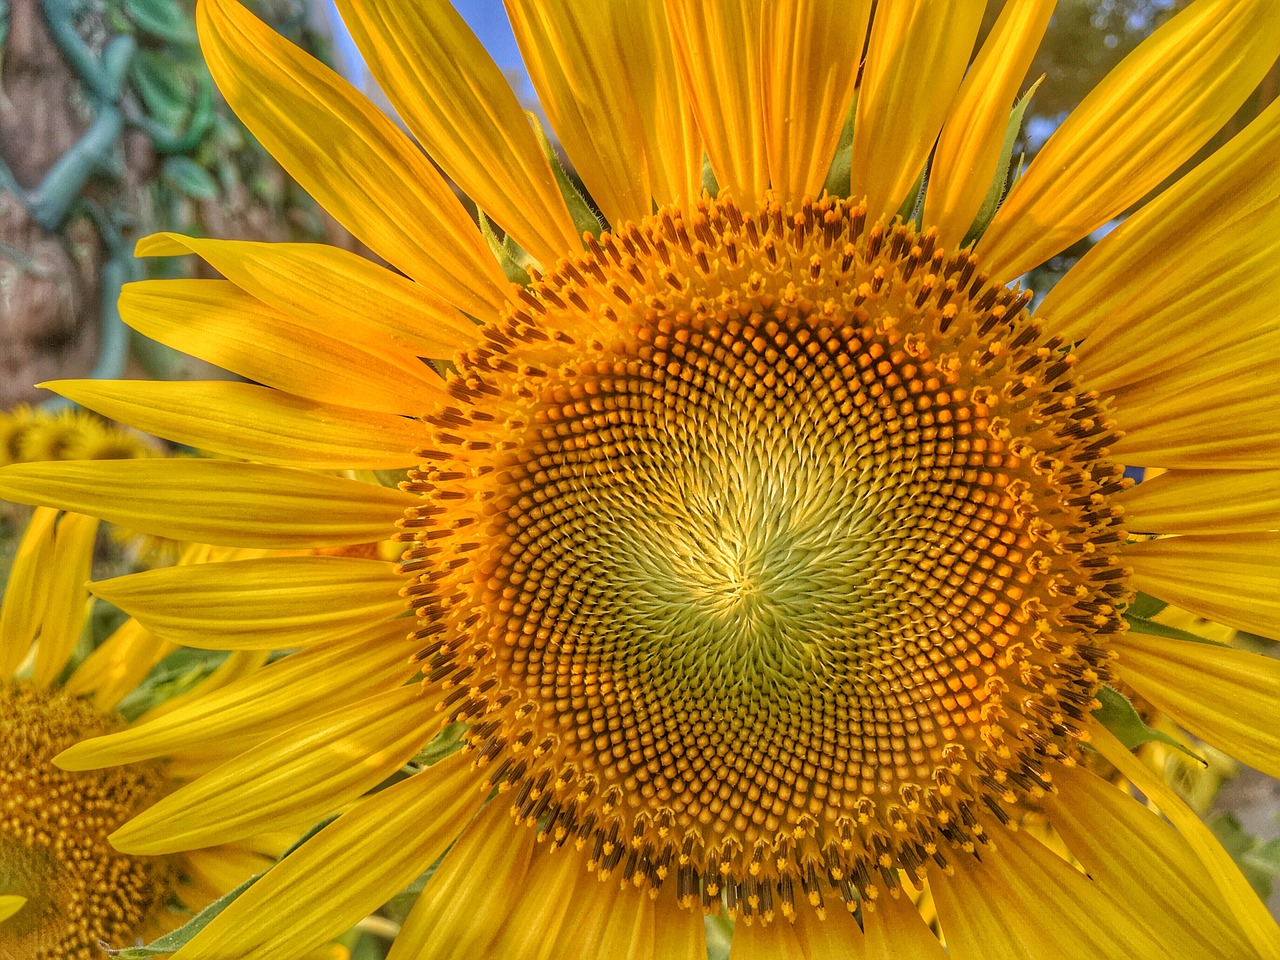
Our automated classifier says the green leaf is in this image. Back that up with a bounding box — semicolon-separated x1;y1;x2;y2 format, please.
1124;613;1227;646
161;156;218;201
528;112;600;239
114;648;229;722
130;50;188;129
1093;685;1202;762
110;876;254;957
963;75;1044;246
123;0;197;47
1210;814;1280;901
1127;591;1168;619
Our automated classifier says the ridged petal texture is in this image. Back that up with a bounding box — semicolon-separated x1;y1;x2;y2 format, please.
2;1;1280;958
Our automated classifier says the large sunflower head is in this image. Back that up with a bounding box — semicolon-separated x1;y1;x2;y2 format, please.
2;0;1280;957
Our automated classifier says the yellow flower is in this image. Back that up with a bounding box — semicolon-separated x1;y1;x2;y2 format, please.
0;510;311;959
3;0;1280;956
0;405;157;467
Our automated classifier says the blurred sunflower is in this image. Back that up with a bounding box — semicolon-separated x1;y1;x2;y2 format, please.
0;405;158;467
0;509;346;959
2;0;1280;957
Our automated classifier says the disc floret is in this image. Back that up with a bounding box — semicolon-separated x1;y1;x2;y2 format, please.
1;684;176;958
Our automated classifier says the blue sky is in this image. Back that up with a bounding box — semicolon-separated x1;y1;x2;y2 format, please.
324;1;533;101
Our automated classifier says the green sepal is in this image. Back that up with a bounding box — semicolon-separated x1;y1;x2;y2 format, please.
895;164;927;227
368;468;410;490
479;210;532;285
412;721;468;767
1127;591;1168;619
528;112;600;240
1092;685;1202;762
1124;612;1227;646
700;153;719;199
962;76;1043;247
821;96;856;199
1210;814;1280;901
705;914;734;960
107;818;336;957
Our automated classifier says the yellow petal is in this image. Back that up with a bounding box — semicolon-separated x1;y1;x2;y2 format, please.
505;0;652;226
924;0;1055;243
728;916;804;960
63;617;174;712
652;886;707;960
551;869;621;956
32;512;99;689
89;556;403;650
196;0;506;319
1123;533;1280;638
182;845;274;911
0;507;57;677
1094;726;1280;960
1116;469;1280;535
665;0;768;206
1037;93;1280;349
147;649;272;728
0;895;27;925
47;380;425;471
120;280;446;417
113;683;445;854
0;459;414;548
931;826;1171;960
615;0;703;208
976;0;1280;282
1114;630;1280;780
489;845;582;960
761;0;870;201
1084;192;1280;400
172;752;484;960
849;0;985;224
790;897;865;958
1106;349;1280;469
330;1;578;266
388;801;534;960
862;888;948;960
58;623;413;771
599;879;657;960
1048;764;1255;960
136;233;479;358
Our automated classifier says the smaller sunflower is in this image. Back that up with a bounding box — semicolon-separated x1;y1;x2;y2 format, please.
0;508;346;960
0;405;158;467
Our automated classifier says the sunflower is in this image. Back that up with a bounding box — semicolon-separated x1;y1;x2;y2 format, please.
0;404;159;467
0;509;349;959
2;0;1280;956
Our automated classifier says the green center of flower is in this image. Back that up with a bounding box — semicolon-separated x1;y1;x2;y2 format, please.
399;195;1130;920
0;683;176;959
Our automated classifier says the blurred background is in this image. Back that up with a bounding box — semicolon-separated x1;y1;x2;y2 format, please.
2;1;1278;956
